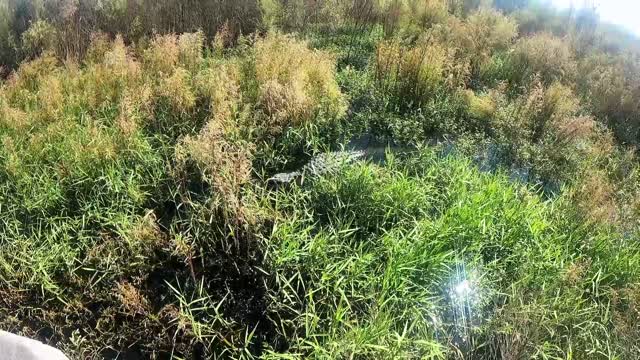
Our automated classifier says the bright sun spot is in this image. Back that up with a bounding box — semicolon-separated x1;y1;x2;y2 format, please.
454;279;471;296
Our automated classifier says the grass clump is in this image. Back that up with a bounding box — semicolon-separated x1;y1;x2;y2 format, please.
508;32;577;86
253;33;347;134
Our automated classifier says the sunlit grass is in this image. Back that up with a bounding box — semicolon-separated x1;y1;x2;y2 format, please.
259;150;640;359
0;0;639;358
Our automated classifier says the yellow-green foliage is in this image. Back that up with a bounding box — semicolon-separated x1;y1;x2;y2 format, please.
178;119;254;211
0;0;262;71
434;9;516;85
0;29;347;244
579;52;640;143
143;34;181;75
180;63;251;209
5;52;59;95
510;32;577;84
543;82;581;122
0;92;28;131
493;80;582;142
178;31;205;72
375;38;464;105
80;36;142;110
254;33;347;132
116;84;154;137
424;7;517;60
157;67;197;112
21;20;58;59
571;168;619;224
580;53;638;115
0;31;351;357
260;0;283;28
85;32;116;64
489;79;603;181
264;0;357;30
513;3;570;36
465;8;518;57
194;63;242;121
404;0;451;31
1;1;640;358
463;89;496;120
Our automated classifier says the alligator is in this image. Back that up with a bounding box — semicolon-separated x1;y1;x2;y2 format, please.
268;149;369;185
267;132;412;186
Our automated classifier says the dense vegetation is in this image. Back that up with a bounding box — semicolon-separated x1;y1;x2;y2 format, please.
0;0;639;358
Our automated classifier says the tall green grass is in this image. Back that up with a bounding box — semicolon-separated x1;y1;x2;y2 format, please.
0;31;347;358
259;150;640;359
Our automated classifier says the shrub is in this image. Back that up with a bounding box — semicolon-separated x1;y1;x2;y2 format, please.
578;52;640;145
489;79;599;182
179;62;252;213
456;7;518;68
283;0;370;30
407;7;516;85
0;0;263;72
0;0;28;69
509;32;577;86
177;31;205;72
0;93;28;131
194;63;242;120
463;89;496;120
178;118;254;213
374;38;465;109
253;33;347;133
402;0;451;33
20;20;58;59
512;3;569;36
478;50;514;87
80;36;142;110
0;32;267;357
5;52;59;95
143;34;180;75
36;73;65;121
570;168;618;224
156;67;196;112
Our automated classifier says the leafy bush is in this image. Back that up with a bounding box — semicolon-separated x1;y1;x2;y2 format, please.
253;33;346;132
578;52;640;145
398;0;452;35
244;32;349;168
488;79;601;182
374;37;467;110
375;39;445;105
512;2;570;36
440;7;518;73
508;32;577;86
20;19;58;59
465;8;518;53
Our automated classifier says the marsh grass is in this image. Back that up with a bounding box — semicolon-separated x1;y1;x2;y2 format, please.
0;30;346;358
259;150;640;359
0;0;640;358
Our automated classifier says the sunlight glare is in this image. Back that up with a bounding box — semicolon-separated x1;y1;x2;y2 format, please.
552;0;640;35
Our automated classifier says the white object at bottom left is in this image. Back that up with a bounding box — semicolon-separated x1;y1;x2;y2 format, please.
0;331;69;360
